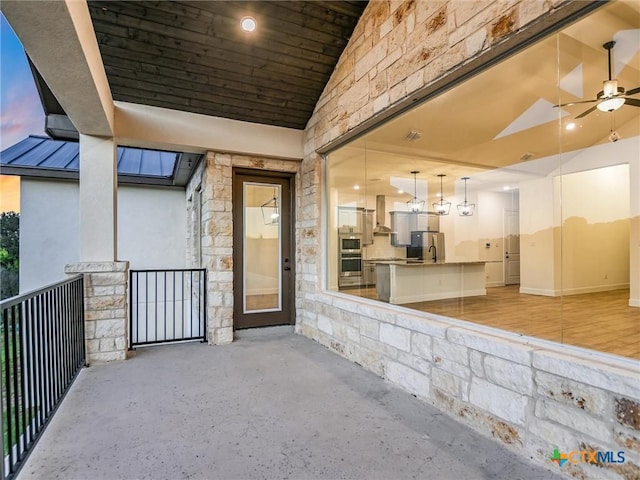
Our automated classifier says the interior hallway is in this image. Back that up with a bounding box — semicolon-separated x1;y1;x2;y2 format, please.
18;330;561;480
349;286;640;360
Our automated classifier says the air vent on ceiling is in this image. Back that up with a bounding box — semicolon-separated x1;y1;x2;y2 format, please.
405;131;422;142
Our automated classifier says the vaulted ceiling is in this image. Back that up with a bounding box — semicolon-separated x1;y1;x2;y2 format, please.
87;1;367;129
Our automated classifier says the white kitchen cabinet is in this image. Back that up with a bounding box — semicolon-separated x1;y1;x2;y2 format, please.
338;207;362;234
338;207;374;244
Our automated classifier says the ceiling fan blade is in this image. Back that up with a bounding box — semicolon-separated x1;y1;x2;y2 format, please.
625;86;640;96
553;99;598;108
625;98;640;107
575;105;598;119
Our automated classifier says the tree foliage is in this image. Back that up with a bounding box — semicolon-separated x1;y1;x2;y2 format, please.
0;212;19;299
0;212;19;261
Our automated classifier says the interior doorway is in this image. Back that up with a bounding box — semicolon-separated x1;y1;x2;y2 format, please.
232;169;295;329
504;209;521;285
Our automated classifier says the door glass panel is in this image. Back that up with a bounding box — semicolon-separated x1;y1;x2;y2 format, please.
244;183;281;313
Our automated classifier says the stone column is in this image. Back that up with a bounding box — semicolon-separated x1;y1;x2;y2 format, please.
65;262;129;363
201;152;234;344
72;135;128;362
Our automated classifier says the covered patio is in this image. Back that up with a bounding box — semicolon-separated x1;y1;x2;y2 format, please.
17;330;559;480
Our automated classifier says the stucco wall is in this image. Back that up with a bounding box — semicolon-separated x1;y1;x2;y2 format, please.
20;179;187;291
293;2;640;480
20;179;79;291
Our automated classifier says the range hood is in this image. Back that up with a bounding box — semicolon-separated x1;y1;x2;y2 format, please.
373;195;392;235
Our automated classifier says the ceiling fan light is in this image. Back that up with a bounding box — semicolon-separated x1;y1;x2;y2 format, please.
597;97;625;112
603;79;618;97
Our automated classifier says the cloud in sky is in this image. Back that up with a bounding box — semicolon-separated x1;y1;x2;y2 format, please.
0;13;45;151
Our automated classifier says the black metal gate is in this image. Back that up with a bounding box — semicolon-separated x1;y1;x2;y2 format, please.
129;269;207;348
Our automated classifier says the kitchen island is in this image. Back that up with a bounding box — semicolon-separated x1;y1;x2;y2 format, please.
375;261;486;304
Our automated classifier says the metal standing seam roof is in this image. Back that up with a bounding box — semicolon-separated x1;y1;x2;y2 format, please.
1;135;178;177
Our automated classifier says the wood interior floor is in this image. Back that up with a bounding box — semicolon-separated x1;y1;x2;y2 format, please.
346;285;640;360
245;294;279;311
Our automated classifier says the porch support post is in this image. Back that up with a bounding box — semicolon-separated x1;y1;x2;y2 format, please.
65;134;129;363
79;134;117;261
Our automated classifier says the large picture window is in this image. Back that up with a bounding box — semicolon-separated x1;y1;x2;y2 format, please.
325;2;639;359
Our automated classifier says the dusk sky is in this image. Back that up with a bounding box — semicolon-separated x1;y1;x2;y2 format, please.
1;13;45;151
1;13;44;212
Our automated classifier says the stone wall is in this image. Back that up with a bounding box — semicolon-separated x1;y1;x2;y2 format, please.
65;261;129;363
189;151;301;345
296;1;640;479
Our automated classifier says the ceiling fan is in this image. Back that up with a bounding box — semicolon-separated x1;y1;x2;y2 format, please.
554;41;640;119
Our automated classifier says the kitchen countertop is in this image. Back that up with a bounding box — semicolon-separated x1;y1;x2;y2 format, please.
364;257;406;262
375;260;487;266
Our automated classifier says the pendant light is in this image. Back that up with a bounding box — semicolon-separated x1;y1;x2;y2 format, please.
432;174;451;215
261;188;279;225
406;171;425;213
457;177;475;216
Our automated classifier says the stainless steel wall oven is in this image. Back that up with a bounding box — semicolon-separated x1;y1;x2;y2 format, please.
338;235;363;287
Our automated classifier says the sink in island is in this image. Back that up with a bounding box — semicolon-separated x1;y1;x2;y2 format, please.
375;261;487;304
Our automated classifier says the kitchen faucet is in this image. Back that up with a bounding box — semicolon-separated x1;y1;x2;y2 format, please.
428;245;437;263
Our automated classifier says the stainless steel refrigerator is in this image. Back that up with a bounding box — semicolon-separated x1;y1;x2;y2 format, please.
407;231;445;263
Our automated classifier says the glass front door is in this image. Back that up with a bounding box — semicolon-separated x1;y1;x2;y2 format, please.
233;171;293;329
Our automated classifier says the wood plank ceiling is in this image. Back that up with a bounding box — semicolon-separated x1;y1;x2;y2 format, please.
88;1;367;129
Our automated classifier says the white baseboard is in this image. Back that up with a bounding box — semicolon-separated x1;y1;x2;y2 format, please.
520;284;630;297
561;283;629;295
630;299;640;308
519;287;559;297
486;281;505;288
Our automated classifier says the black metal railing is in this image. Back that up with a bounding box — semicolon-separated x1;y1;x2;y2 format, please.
0;275;85;479
129;269;207;348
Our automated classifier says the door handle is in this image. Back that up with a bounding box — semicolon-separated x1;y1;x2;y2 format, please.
284;266;291;271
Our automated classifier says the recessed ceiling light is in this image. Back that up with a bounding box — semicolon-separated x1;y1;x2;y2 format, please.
353;185;360;190
503;186;511;191
397;189;404;194
565;122;576;131
240;16;256;32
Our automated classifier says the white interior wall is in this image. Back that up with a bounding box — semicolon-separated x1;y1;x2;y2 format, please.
630;157;640;307
520;162;631;297
559;164;630;294
519;178;557;295
19;180;187;292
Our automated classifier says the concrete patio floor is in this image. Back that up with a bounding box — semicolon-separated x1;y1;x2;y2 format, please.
18;329;562;480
